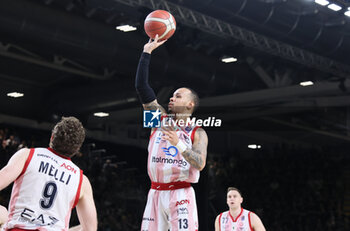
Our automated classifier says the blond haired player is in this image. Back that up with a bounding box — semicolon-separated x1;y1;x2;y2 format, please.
215;187;266;231
0;117;97;231
135;35;208;230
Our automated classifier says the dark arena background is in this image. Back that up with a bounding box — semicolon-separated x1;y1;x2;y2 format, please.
1;0;350;230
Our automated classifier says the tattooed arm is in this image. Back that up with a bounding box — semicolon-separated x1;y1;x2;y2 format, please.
182;128;208;171
142;99;166;113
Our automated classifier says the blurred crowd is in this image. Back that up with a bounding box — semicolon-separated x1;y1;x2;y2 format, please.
73;154;146;230
207;145;349;231
1;126;349;230
0;128;22;168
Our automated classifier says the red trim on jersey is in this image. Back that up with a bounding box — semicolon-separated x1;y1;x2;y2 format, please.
149;115;167;139
17;148;35;179
9;229;39;231
248;211;254;231
229;208;243;222
149;128;158;140
8;229;39;231
47;148;71;160
218;213;223;231
72;170;83;208
151;181;191;190
190;126;200;143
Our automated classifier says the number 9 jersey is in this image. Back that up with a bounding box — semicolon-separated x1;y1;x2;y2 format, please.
3;148;83;231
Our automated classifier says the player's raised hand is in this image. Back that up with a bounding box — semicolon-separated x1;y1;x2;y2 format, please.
161;126;179;146
143;34;167;54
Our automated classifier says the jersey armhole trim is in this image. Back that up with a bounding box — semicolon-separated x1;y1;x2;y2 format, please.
190;126;200;143
149;115;167;139
17;148;35;180
248;211;253;231
218;213;223;231
73;170;83;208
149;128;158;139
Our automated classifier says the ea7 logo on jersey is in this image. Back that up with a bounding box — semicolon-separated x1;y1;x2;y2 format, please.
143;109;161;128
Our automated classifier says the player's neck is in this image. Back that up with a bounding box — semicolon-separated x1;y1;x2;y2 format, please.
229;207;242;219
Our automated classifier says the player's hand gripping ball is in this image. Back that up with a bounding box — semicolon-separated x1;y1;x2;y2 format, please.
144;10;176;41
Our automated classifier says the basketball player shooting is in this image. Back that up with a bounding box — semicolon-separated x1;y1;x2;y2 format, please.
135;34;208;231
0;117;97;231
215;187;266;231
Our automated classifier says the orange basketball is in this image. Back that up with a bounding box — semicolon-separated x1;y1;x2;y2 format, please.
144;10;176;41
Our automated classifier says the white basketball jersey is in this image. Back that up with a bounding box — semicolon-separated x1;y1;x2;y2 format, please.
218;209;253;231
4;148;83;231
147;116;200;183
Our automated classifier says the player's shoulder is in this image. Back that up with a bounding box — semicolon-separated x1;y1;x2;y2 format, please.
13;147;31;159
215;213;221;222
196;126;206;132
249;211;259;219
17;147;31;153
216;210;228;219
79;174;92;199
247;210;262;223
193;127;208;140
193;126;207;135
82;174;90;183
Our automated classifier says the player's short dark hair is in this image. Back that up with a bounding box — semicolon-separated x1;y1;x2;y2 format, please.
227;187;242;197
184;87;199;112
50;117;85;157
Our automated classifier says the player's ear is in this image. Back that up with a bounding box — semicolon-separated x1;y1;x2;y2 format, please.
187;100;194;110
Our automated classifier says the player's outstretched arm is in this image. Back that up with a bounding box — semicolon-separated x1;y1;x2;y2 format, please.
250;212;266;231
135;34;167;114
76;175;98;231
0;148;30;191
0;205;8;228
214;214;220;231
